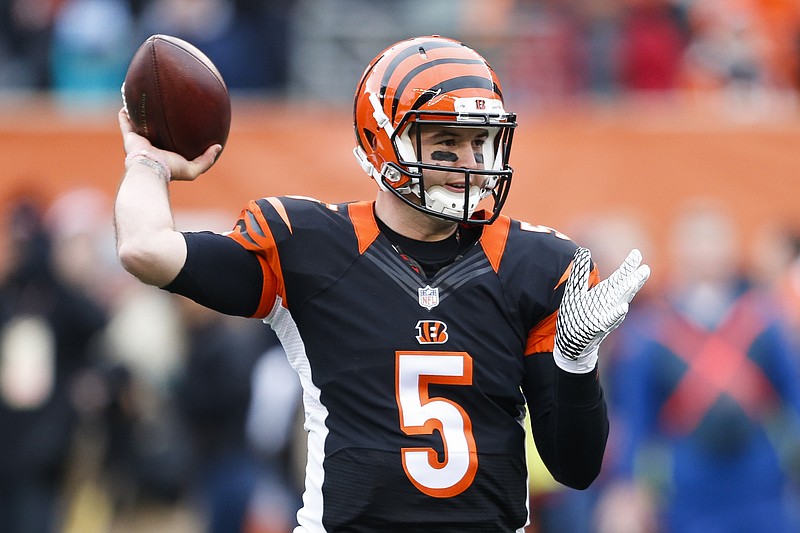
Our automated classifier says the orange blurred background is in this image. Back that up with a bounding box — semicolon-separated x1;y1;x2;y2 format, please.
2;95;799;281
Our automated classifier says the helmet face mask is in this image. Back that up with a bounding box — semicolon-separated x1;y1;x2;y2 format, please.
353;36;516;225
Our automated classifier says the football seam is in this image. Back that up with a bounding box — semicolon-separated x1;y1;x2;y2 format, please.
157;38;227;156
150;39;178;154
166;39;226;89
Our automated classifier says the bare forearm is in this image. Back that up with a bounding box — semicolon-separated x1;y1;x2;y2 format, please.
114;156;186;286
113;106;224;286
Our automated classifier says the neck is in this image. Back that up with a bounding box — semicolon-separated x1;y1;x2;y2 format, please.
374;190;458;241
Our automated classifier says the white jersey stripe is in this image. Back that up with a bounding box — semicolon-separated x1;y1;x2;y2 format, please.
264;297;328;533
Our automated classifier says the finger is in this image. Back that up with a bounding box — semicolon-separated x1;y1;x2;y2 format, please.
608;248;642;285
619;263;650;304
118;107;134;134
607;249;645;301
188;144;222;175
629;264;650;301
199;144;222;166
622;249;643;276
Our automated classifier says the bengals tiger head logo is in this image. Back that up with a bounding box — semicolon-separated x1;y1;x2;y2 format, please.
415;320;449;344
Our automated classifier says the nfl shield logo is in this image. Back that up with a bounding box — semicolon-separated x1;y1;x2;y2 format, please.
418;285;439;310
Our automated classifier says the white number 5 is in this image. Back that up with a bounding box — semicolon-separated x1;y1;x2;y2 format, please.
395;352;477;497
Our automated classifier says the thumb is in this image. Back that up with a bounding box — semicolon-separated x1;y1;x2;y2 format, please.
191;144;223;173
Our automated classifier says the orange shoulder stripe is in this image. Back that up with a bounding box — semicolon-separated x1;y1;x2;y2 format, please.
479;215;511;273
248;200;287;311
266;197;292;234
225;199;286;316
251;253;279;319
589;266;600;288
348;201;380;254
554;256;601;290
526;310;558;355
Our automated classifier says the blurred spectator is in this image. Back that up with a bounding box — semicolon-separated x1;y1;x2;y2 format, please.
522;211;656;533
779;234;800;351
0;195;109;533
680;1;774;118
0;0;61;89
49;0;136;102
2;0;800;99
43;187;123;307
567;210;657;442
244;344;304;533
98;267;193;522
597;199;800;533
500;0;588;109
617;0;688;92
173;295;279;533
580;0;624;96
137;0;294;92
755;224;800;355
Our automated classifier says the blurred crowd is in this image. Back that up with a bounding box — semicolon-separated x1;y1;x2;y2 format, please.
0;0;799;106
530;202;800;533
0;190;305;533
0;0;294;98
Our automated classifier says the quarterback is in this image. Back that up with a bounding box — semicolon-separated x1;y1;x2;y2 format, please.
114;36;649;532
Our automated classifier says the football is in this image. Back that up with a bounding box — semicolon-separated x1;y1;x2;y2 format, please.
122;34;231;160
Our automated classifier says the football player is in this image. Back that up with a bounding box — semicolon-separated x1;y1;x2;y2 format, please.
115;36;650;532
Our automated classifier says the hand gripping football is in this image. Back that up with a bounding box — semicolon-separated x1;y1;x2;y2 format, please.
122;34;231;160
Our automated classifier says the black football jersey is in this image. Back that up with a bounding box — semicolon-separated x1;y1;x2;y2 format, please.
214;196;593;532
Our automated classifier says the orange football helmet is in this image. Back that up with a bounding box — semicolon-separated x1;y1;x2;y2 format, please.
353;36;516;224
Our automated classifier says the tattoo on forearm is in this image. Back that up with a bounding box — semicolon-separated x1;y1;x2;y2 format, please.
135;157;169;181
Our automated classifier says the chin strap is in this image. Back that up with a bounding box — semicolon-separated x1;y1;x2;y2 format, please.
353;146;379;179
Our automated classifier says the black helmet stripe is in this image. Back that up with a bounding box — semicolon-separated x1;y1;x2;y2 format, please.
410;75;501;112
390;59;493;120
379;39;462;101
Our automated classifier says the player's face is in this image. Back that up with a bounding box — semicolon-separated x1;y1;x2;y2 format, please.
415;125;490;191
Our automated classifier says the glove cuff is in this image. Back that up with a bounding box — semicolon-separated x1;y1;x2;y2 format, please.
553;344;599;374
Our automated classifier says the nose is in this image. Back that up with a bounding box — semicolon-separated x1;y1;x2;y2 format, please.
456;144;481;169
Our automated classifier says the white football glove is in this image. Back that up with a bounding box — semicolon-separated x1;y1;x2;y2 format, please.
554;247;650;374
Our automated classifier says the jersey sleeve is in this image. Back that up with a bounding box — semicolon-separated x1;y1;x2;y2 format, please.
517;236;608;488
164;230;270;317
522;353;608;489
164;199;283;319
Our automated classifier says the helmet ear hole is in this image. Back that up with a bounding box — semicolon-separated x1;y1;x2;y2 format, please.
363;129;377;150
